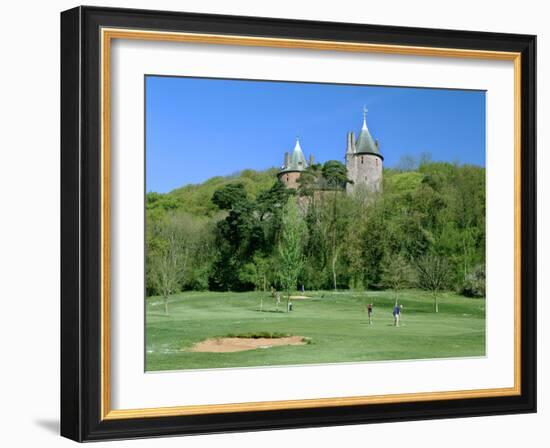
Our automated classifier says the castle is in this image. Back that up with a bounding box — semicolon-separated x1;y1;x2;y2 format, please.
277;109;383;194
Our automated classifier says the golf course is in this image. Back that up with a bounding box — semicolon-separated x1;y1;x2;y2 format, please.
145;289;485;371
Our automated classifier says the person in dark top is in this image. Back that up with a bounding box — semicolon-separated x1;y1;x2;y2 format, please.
393;304;402;327
367;303;373;325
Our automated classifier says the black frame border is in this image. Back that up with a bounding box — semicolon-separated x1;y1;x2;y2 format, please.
61;6;536;442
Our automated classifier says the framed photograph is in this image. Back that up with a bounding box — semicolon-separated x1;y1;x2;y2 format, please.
61;6;536;441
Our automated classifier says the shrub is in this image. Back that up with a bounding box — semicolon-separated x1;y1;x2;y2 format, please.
461;264;486;298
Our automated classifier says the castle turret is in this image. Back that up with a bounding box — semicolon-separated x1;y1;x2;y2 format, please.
278;138;310;189
345;107;383;194
346;131;356;155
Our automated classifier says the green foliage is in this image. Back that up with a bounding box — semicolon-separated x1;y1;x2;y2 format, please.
278;198;306;299
383;170;424;193
297;163;323;196
146;212;215;298
238;254;272;292
461;264;486;298
380;253;415;290
321;160;352;189
415;253;452;312
298;160;351;193
208;179;292;291
146;160;486;298
211;183;248;210
147;213;213;313
146;192;181;211
167;168;279;216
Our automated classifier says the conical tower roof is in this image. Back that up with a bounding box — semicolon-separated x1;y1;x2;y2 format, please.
355;108;383;159
290;139;307;168
280;138;309;172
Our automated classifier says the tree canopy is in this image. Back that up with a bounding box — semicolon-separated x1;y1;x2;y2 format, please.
146;160;486;298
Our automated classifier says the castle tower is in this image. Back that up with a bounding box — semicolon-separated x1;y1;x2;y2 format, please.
345;108;383;194
278;138;310;189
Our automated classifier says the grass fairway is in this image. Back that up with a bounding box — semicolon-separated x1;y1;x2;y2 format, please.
145;289;485;371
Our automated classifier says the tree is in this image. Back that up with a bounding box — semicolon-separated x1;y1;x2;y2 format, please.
239;254;272;311
380;253;414;305
148;214;204;313
361;198;391;286
146;192;181;211
278;198;306;311
395;154;418;172
149;244;182;315
320;161;353;290
209;184;257;291
148;224;184;315
211;183;248;210
145;162;486;297
461;264;486;298
321;160;351;190
209;180;291;291
297;163;323;198
342;220;368;290
256;180;292;222
415;254;450;313
255;180;293;249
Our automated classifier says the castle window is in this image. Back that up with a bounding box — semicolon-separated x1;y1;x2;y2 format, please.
286;175;289;181
361;157;364;164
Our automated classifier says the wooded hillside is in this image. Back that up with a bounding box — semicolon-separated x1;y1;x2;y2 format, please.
146;160;485;298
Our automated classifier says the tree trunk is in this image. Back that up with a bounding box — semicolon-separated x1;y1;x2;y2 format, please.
163;295;169;315
332;252;338;291
434;294;439;313
331;188;338;292
261;275;266;312
463;237;468;282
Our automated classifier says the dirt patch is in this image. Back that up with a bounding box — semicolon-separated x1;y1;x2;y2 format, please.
189;336;307;353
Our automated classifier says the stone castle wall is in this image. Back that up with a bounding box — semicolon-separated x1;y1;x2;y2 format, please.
346;154;383;194
278;171;302;189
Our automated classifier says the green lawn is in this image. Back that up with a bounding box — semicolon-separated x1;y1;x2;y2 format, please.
145;289;485;371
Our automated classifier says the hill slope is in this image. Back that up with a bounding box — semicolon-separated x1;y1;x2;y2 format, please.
147;167;280;216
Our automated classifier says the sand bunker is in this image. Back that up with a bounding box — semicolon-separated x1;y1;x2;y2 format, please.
190;336;306;353
289;295;311;299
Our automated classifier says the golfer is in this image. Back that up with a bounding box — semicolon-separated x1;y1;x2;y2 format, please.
367;303;373;325
393;304;402;327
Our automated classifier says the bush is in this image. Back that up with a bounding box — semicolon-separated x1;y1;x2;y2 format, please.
461;264;486;298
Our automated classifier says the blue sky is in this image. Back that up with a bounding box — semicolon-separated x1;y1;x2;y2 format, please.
146;76;486;193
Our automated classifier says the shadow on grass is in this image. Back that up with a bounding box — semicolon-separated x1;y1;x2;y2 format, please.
250;309;286;314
